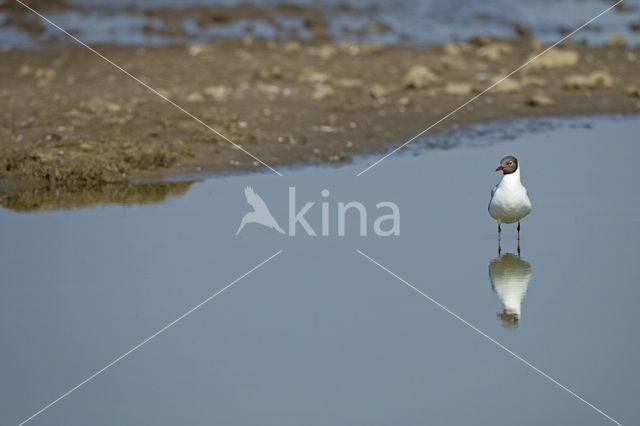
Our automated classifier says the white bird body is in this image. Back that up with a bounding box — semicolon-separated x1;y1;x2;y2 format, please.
236;186;285;235
489;166;531;224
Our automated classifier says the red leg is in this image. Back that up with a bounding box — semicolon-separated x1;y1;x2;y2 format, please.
498;223;501;242
517;221;521;241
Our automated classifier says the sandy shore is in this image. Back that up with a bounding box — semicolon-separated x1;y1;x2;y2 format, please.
1;33;639;204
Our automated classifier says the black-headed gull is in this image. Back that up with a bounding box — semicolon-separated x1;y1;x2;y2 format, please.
488;156;531;247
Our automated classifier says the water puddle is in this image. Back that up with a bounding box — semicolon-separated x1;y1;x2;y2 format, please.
1;114;639;425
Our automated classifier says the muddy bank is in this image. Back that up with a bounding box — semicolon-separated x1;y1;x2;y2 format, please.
1;35;639;192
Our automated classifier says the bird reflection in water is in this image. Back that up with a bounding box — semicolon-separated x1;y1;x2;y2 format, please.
489;253;531;328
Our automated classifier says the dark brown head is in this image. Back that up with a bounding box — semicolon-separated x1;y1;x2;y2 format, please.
495;156;518;174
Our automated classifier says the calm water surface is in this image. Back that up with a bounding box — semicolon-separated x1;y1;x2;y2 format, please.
2;0;640;48
1;115;639;425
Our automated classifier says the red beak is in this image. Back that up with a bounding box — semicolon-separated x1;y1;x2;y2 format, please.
495;166;503;171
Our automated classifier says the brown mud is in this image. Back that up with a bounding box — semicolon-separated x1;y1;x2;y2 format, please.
1;26;640;209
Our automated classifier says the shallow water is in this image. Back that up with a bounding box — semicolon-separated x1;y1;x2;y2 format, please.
2;0;639;48
1;115;640;425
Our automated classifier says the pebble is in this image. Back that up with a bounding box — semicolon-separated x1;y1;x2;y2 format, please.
203;85;229;101
528;49;579;69
312;85;335;100
477;42;513;61
607;33;627;47
444;82;475;96
369;83;388;99
186;92;205;102
403;65;438;89
491;76;521;93
563;70;615;89
335;78;363;89
527;94;554;107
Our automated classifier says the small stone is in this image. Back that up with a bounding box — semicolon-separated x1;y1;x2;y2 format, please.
369;83;388;99
530;39;546;50
317;44;337;59
335;78;363;89
492;76;521;93
298;69;331;84
156;88;172;99
188;44;209;56
442;42;461;56
312;85;335;100
34;67;56;87
625;85;640;98
398;96;411;106
403;65;438;89
18;64;32;76
283;41;302;53
359;42;385;55
527;94;554;107
256;83;280;95
528;49;579;69
444;82;475;96
186;92;205;102
477;42;513;61
204;85;228;101
607;32;627;47
513;23;531;38
563;70;615;89
520;76;547;87
86;97;122;113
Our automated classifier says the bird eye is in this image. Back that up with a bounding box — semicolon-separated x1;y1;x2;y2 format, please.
508;161;513;165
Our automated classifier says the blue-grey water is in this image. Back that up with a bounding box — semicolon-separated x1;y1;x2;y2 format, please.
1;115;639;425
1;0;639;49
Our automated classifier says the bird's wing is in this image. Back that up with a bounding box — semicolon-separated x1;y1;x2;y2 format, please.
244;186;270;212
491;183;499;198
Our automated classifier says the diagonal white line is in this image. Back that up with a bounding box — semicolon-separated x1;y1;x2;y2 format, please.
356;249;623;426
17;249;283;426
356;0;623;176
15;0;283;177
